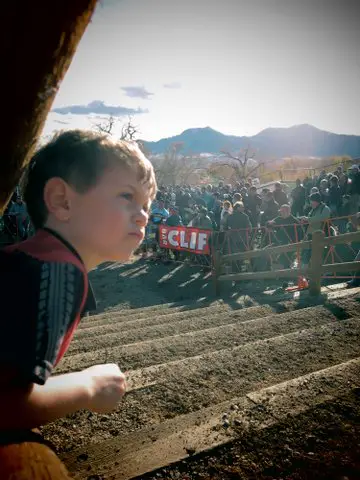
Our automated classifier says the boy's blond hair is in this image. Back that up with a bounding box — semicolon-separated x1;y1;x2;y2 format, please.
24;130;157;229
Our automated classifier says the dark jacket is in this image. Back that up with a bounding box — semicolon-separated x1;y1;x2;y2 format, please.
227;211;252;231
349;172;360;195
269;215;303;244
327;186;342;208
291;185;306;205
273;190;288;206
245;194;262;213
226;211;252;252
261;199;279;226
166;214;183;227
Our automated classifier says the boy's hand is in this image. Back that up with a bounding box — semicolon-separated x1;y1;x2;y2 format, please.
83;364;127;413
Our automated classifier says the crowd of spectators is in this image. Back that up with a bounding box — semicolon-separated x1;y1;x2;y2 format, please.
148;163;360;233
145;164;360;285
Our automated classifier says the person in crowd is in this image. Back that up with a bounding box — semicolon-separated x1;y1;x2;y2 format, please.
177;188;191;221
246;186;262;227
227;201;251;231
4;194;31;240
199;185;212;210
164;207;183;261
328;175;342;216
212;192;223;228
300;192;332;266
267;204;303;268
9;195;29;240
291;179;306;216
317;170;327;186
339;170;349;196
301;192;332;237
348;164;360;214
220;200;232;231
150;198;169;225
166;206;183;227
319;178;329;204
232;192;242;204
273;182;288;206
268;204;303;244
260;188;270;202
226;202;252;263
193;206;213;230
303;177;313;198
260;191;279;226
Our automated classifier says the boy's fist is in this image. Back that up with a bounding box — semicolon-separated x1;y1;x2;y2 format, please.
82;363;126;413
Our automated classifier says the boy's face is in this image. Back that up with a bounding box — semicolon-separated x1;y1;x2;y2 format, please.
67;165;152;267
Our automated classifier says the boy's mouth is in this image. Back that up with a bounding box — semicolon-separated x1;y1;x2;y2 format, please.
128;231;143;241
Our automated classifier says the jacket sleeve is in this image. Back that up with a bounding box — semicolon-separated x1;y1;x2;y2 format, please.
0;255;85;386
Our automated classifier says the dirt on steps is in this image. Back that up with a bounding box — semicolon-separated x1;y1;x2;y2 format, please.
43;316;360;455
61;358;360;480
59;305;340;372
140;389;360;480
43;264;360;480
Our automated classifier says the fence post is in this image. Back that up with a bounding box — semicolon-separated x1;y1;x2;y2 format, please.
308;230;325;296
213;249;222;296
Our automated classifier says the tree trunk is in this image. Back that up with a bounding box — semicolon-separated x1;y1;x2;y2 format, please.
0;0;98;213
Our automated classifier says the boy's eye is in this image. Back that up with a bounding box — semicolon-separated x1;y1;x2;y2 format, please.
119;192;134;201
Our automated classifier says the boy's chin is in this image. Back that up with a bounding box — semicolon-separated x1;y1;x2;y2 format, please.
106;248;135;263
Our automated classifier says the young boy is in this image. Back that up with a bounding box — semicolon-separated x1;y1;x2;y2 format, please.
0;130;157;477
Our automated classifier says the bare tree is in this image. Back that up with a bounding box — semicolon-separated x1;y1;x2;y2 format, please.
94;115;140;141
95;115;116;135
150;142;207;186
217;145;258;182
120;116;139;141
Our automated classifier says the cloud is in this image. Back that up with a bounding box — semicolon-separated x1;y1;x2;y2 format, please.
121;86;154;99
163;82;182;89
52;100;148;116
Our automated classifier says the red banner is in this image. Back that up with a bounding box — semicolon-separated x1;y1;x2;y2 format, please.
159;225;211;255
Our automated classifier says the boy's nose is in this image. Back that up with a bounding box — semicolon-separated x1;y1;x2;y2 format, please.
134;209;148;227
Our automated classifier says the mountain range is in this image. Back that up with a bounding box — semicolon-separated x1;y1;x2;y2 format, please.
142;124;360;160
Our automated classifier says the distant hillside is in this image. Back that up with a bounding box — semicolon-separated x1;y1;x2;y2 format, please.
142;124;360;159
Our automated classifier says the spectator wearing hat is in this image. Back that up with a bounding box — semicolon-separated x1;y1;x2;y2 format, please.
301;192;331;237
300;193;331;267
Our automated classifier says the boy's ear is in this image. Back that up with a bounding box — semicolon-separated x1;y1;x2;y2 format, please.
43;177;73;222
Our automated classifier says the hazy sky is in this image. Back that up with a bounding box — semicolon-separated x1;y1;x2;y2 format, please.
45;0;360;141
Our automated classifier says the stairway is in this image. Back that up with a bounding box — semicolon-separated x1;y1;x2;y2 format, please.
41;286;360;479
